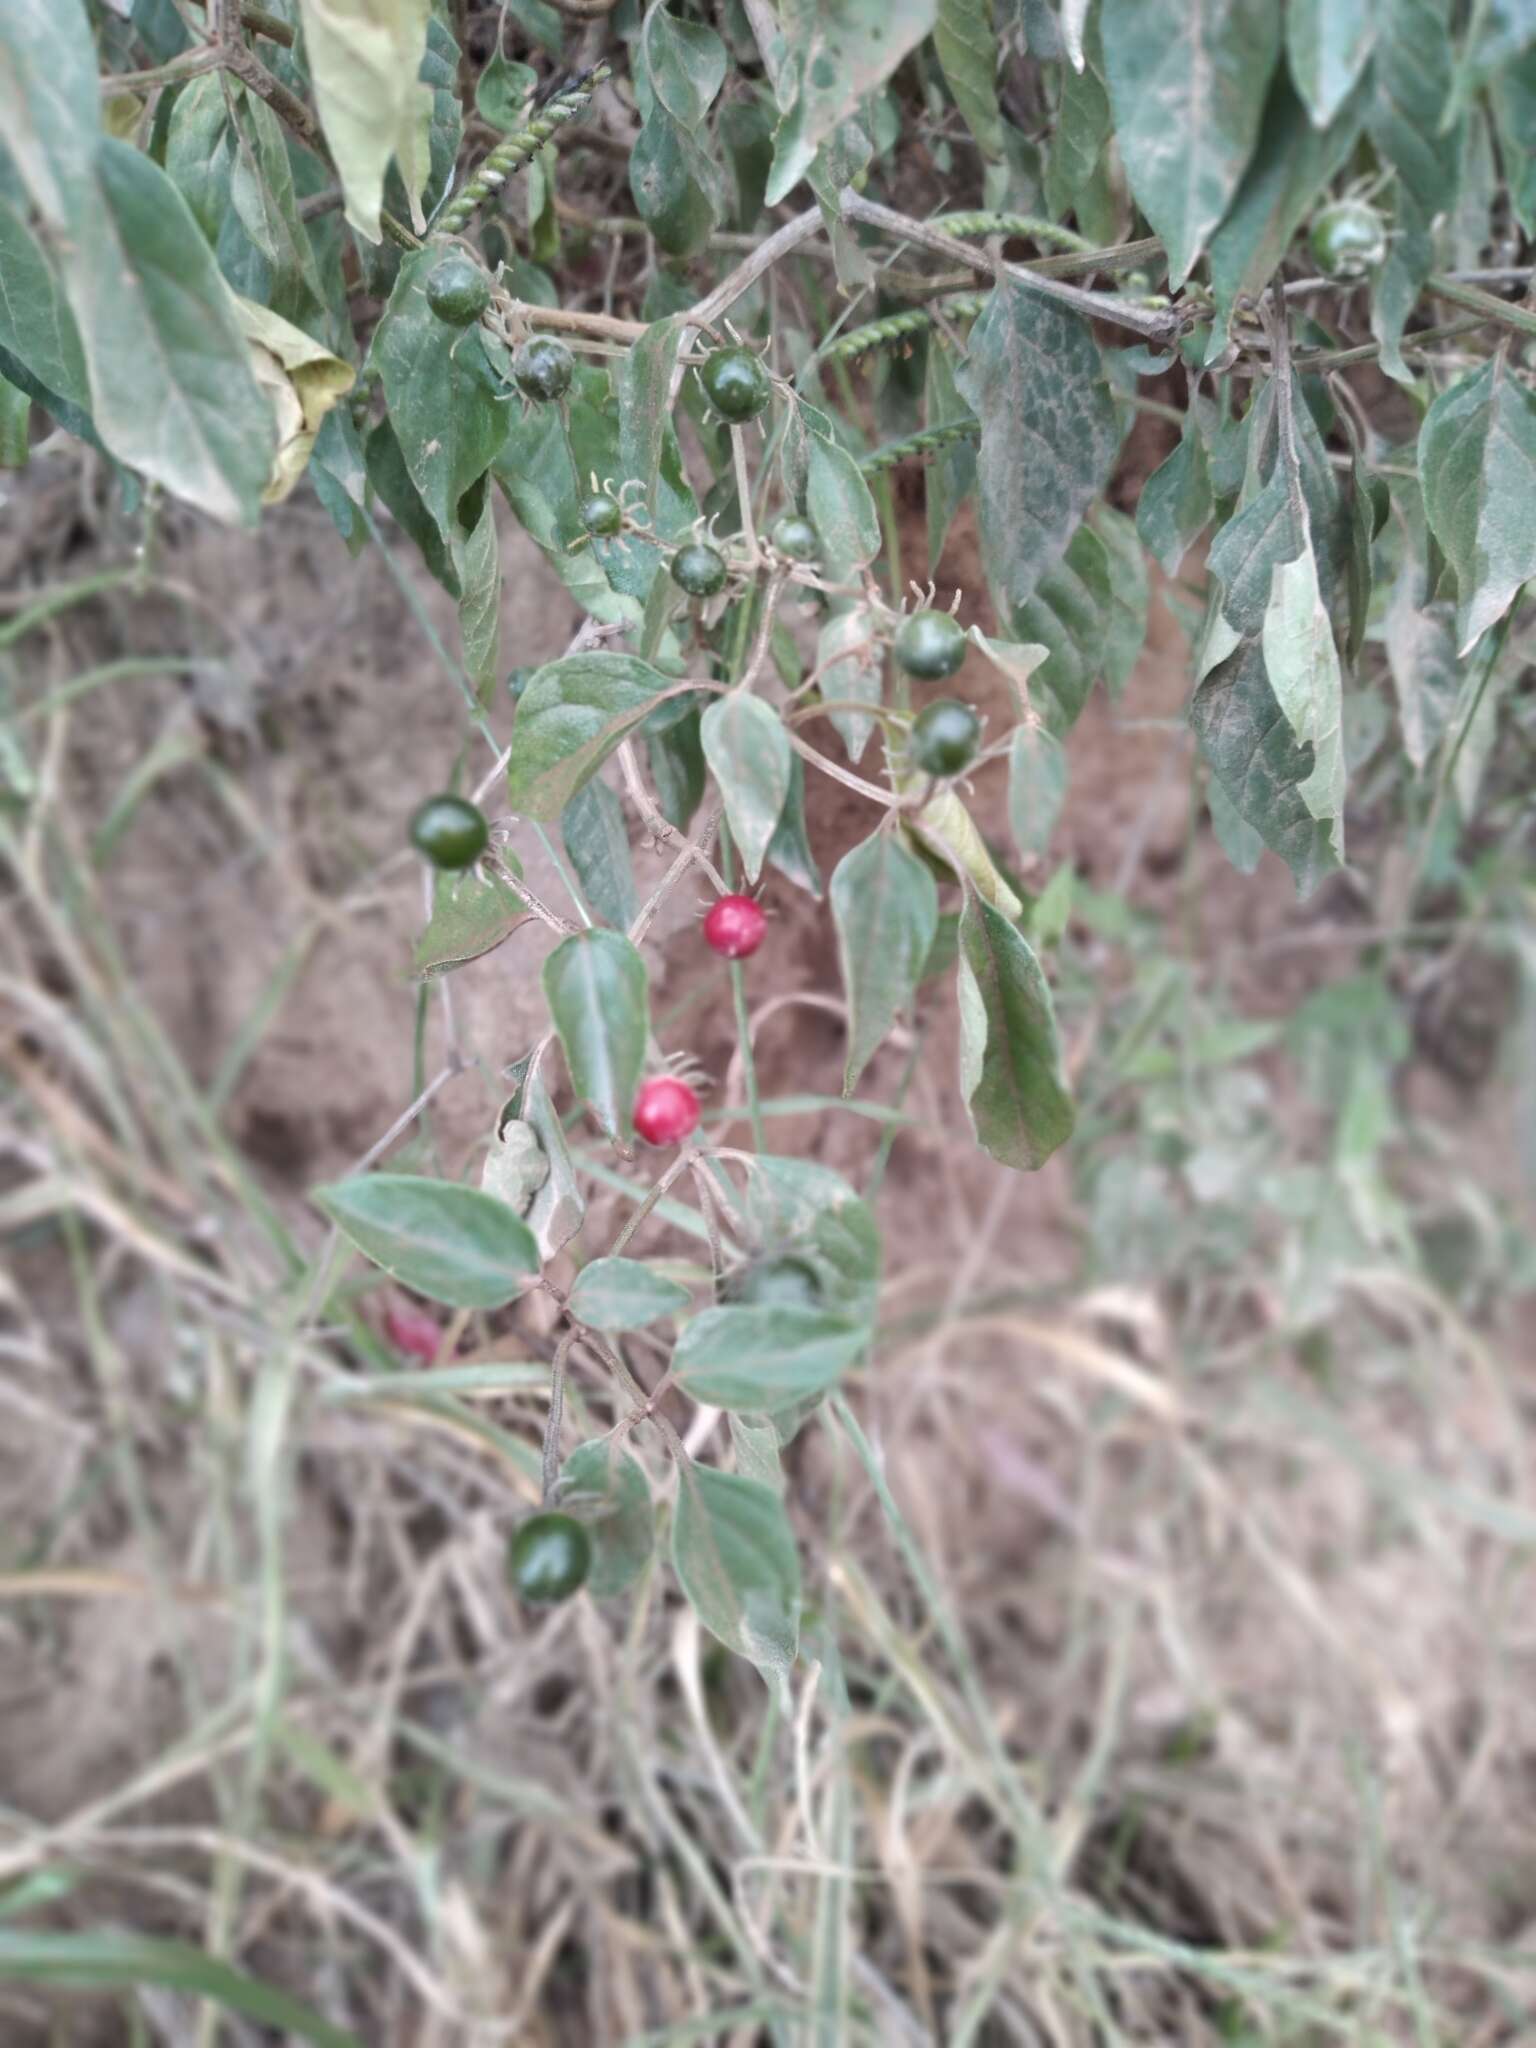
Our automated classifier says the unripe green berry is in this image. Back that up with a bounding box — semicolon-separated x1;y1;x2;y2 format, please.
1310;200;1387;280
409;794;489;869
700;346;773;423
770;513;819;562
425;253;491;326
513;335;574;402
671;543;728;597
582;492;623;536
895;609;967;681
909;698;980;777
508;1512;591;1604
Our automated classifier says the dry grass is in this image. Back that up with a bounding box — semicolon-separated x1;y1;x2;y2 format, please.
1;456;1534;2046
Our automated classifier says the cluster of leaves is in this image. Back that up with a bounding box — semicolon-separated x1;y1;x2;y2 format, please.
3;0;1533;1683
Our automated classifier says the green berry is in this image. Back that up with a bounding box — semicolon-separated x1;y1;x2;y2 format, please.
895;609;967;682
425;253;491;326
508;1512;591;1604
581;492;623;537
722;1254;823;1309
513;335;574;402
1310;201;1387;281
506;666;534;703
909;698;981;778
671;542;728;598
700;345;773;423
409;793;489;870
770;513;819;563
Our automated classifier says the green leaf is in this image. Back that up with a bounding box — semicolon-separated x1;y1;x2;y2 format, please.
0;0;100;234
923;336;978;572
1189;633;1340;894
0;1929;360;2048
804;410;882;581
476;49;537;129
766;754;824;897
1093;504;1149;697
0;372;28;468
412;865;527;978
830;830;939;1093
1206;771;1265;872
366;415;460;594
50;140;276;523
673;1305;868;1411
631;76;723;258
295;0;432;244
370;247;509;563
1368;0;1460;382
640;3;728;129
936;0;1004;158
508;652;678;820
701;693;792;885
0;195;91;426
956;892;1075;1172
765;0;939;205
1136;415;1213;574
521;1067;585;1259
1491;43;1536;238
910;789;1024;919
1206;69;1368;339
1260;534;1347;860
1045;39;1113;219
673;1465;800;1688
568;1255;691;1331
816;607;884;765
729;1412;786;1493
558;1439;654;1597
1419;352;1536;655
314;1173;538;1307
618;315;688;530
1100;0;1281;287
1286;0;1378;127
458;486;502;697
738;1155;882;1319
1008;723;1069;859
1384;565;1459;773
647;704;707;831
953;282;1119;627
562;778;637;931
1006;521;1111;732
542;927;650;1143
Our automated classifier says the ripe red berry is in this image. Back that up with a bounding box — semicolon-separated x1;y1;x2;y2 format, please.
385;1299;442;1361
633;1075;700;1146
703;893;767;960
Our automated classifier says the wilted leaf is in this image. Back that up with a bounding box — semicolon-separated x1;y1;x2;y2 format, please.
1006;522;1112;732
521;1068;585;1259
1419;352;1536;655
1368;0;1461;382
936;0;1004;157
953;282;1119;629
700;692;791;885
766;0;939;204
295;0;433;243
314;1173;538;1307
816;608;884;765
480;1118;548;1216
1136;417;1213;574
1100;0;1281;286
412;865;528;977
231;297;354;504
956;892;1075;1172
1261;533;1347;860
1008;724;1069;859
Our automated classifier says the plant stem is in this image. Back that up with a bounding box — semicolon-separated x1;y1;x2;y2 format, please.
718;830;767;1155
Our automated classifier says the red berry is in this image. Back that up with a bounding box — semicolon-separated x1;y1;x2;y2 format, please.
703;893;767;960
633;1075;700;1146
385;1299;442;1361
